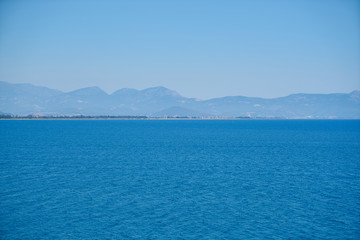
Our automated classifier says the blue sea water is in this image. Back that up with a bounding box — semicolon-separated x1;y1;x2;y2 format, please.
0;120;359;239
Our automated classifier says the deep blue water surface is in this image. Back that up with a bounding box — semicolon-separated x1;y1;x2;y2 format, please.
1;120;360;239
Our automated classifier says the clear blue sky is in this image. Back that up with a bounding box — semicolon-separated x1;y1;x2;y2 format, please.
0;0;359;99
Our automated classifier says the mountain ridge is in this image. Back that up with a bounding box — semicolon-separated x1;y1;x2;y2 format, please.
1;81;359;118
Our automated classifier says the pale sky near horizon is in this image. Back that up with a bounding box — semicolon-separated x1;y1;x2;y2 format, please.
0;0;359;99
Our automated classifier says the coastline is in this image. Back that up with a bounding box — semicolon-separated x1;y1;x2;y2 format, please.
1;116;358;120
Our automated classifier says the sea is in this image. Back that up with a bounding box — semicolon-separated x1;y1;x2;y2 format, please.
0;120;359;239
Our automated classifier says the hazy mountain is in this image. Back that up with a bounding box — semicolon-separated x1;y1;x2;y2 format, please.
0;81;62;115
110;86;195;115
0;81;359;118
189;91;360;118
44;87;113;115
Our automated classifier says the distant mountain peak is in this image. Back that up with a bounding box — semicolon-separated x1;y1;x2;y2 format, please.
141;86;181;97
350;90;360;95
350;90;360;102
111;88;139;96
68;86;108;96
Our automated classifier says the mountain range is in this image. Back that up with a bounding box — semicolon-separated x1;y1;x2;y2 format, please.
1;81;359;118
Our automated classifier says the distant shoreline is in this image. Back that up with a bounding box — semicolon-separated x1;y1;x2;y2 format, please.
1;116;358;120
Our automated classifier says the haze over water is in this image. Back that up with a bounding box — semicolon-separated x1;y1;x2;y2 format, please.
1;120;359;239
